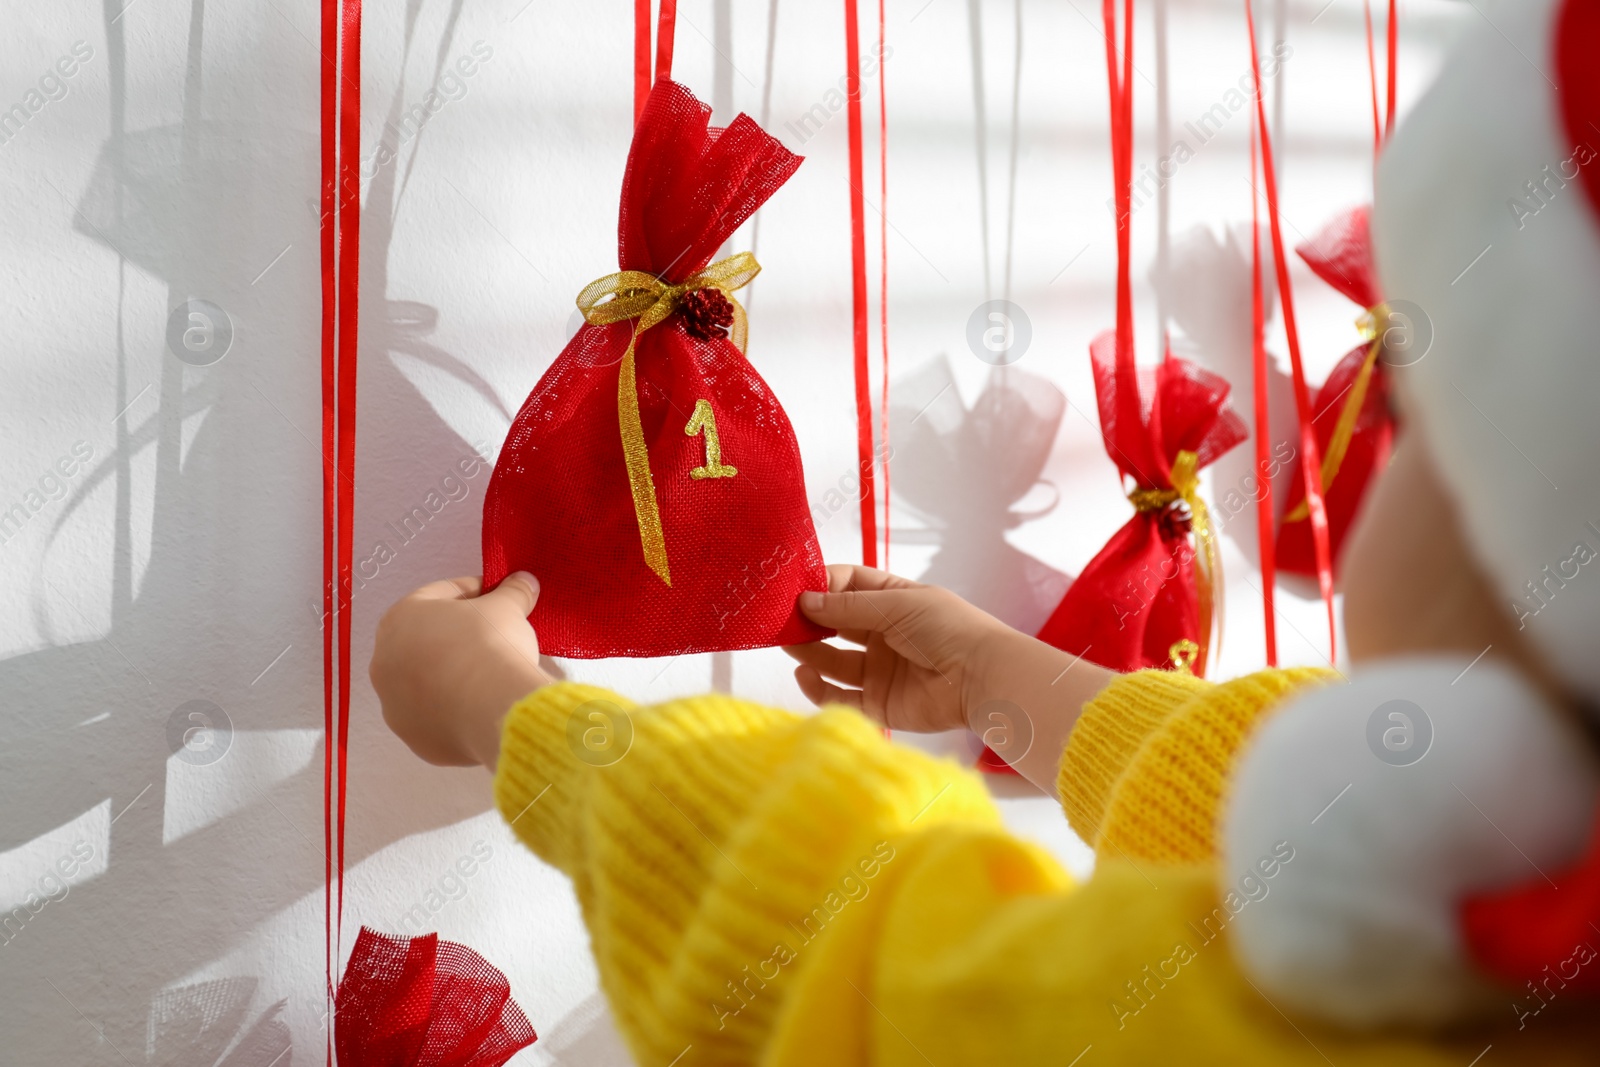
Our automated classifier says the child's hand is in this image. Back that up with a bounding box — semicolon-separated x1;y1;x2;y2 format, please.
784;565;1015;733
370;573;550;769
787;565;1114;792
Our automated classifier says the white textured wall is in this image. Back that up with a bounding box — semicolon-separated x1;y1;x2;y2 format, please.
0;0;1462;1063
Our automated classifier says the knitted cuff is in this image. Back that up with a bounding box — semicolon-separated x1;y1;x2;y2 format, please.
493;681;635;875
1098;667;1340;866
1059;669;1213;847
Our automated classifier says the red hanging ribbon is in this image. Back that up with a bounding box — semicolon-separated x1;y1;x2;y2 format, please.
844;0;878;567
1362;0;1381;158
1361;0;1397;159
634;0;652;123
1384;0;1397;141
320;0;361;1057
656;0;678;84
632;0;677;124
877;0;890;571
1244;0;1337;663
1105;0;1136;424
1249;121;1277;667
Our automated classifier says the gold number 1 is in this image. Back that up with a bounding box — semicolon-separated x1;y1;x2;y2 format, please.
685;399;738;480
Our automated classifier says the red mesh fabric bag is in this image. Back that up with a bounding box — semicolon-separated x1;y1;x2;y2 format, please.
482;81;831;656
1036;334;1245;674
335;927;536;1067
1276;205;1397;578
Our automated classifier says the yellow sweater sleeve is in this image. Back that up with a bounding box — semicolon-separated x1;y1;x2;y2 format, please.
494;680;1597;1067
1059;666;1340;865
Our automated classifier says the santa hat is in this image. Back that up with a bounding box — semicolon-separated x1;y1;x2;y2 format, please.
1224;0;1600;1027
1374;0;1600;1004
1375;0;1600;706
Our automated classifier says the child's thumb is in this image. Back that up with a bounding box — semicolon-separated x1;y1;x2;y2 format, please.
490;571;540;617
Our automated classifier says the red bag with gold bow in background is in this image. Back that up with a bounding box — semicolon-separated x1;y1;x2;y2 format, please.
482;81;831;657
1275;205;1398;578
1035;334;1246;675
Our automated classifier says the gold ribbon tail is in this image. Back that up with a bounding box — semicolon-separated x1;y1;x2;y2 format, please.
1190;491;1219;678
1170;451;1220;677
1134;450;1221;678
616;333;670;585
1284;304;1387;525
577;252;763;585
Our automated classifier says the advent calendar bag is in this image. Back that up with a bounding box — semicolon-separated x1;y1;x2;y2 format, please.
482;81;831;657
1035;336;1246;675
1275;206;1397;578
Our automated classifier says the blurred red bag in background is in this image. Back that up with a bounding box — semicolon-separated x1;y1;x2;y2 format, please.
1035;336;1246;675
1275;205;1398;579
482;81;831;657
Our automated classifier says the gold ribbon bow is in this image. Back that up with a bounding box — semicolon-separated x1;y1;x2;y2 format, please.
1128;450;1219;676
576;252;762;586
1283;301;1391;524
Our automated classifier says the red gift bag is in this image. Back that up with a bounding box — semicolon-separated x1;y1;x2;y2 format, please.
1035;335;1246;675
482;81;831;657
1275;206;1397;578
335;927;536;1067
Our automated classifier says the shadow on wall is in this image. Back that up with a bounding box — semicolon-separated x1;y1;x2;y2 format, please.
0;0;520;1061
147;978;294;1067
533;992;634;1067
888;356;1071;635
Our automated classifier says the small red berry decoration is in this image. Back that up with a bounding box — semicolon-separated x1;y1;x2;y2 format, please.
681;287;736;341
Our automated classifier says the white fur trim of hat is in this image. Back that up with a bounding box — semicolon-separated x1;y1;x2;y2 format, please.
1224;658;1597;1027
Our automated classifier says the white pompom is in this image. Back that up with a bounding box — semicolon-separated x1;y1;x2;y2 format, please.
1223;657;1598;1028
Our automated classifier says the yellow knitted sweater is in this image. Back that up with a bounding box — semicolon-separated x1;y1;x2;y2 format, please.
494;670;1598;1065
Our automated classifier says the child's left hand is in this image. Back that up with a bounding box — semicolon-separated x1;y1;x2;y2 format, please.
370;573;549;769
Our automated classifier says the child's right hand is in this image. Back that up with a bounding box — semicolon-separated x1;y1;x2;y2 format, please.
788;566;1115;791
784;565;1017;734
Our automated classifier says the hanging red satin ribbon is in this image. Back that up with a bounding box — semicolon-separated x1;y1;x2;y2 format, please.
1362;0;1381;158
844;0;878;567
657;0;678;83
1244;0;1337;662
634;0;652;122
877;0;890;571
1362;0;1397;158
633;0;677;123
1249;121;1277;667
320;0;361;1058
1384;0;1397;140
1105;0;1141;441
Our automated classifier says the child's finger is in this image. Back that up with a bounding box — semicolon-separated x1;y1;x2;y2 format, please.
821;623;874;646
793;664;864;710
413;576;483;600
783;641;865;687
485;571;540;617
825;563;919;594
799;587;916;636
